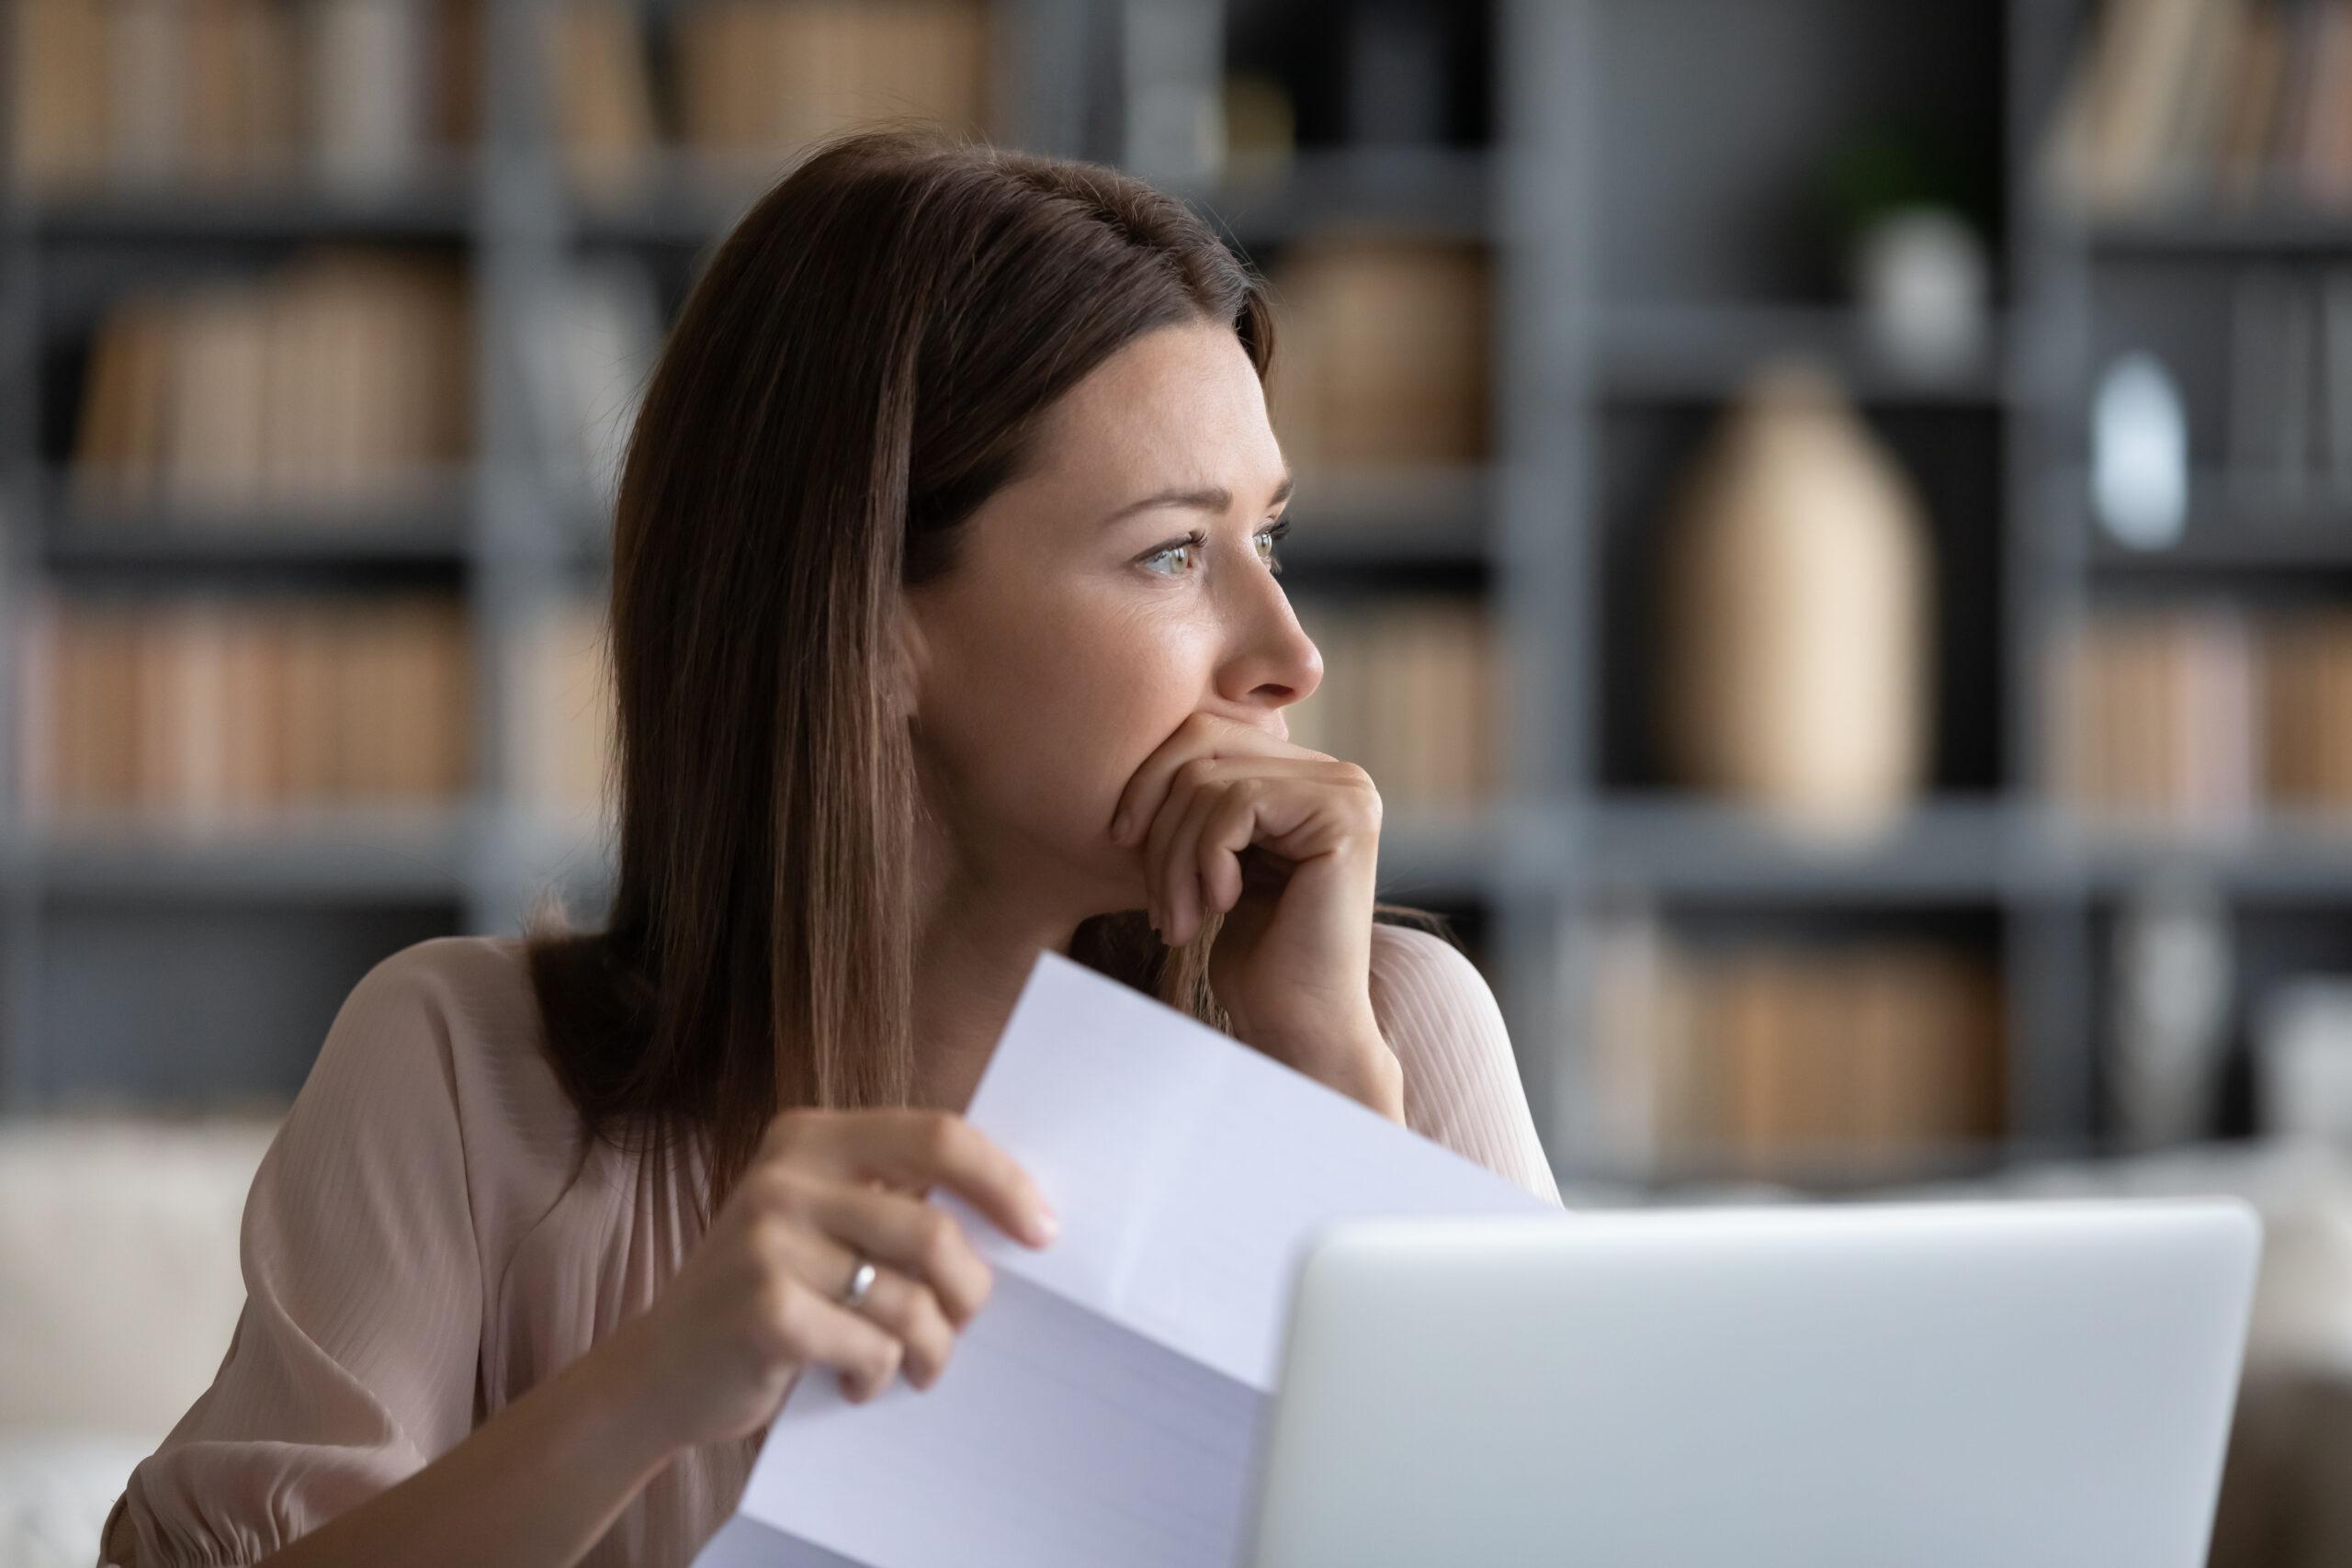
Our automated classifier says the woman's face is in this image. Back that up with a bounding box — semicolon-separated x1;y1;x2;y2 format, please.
900;320;1321;916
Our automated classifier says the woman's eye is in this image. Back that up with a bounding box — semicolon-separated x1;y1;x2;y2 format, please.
1142;520;1290;577
1142;532;1205;575
1259;518;1290;574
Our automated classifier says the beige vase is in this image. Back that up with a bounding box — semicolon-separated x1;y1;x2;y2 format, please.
1656;359;1935;835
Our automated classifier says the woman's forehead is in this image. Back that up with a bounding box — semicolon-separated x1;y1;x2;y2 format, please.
1026;331;1282;501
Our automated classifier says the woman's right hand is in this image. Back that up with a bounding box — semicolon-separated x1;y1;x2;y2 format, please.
600;1107;1058;1452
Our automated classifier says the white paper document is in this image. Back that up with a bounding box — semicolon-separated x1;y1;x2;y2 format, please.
692;946;1555;1568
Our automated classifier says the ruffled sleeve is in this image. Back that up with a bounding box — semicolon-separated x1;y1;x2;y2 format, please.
1369;921;1566;1207
96;942;488;1567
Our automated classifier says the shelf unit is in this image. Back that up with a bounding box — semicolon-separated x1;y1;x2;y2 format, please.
7;0;2342;1194
0;0;1088;1106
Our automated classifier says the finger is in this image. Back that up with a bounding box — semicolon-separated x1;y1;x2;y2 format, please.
1110;713;1296;848
1161;774;1234;947
745;1193;963;1389
851;1269;958;1390
1118;748;1343;854
772;1109;1056;1249
1194;786;1266;926
1143;755;1216;936
798;1179;995;1326
763;1275;904;1404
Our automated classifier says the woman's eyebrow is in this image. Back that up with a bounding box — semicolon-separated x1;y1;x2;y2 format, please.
1098;472;1294;527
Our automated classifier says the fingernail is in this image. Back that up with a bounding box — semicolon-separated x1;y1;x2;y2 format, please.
1029;1209;1058;1246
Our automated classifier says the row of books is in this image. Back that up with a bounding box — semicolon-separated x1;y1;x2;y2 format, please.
555;0;993;198
11;0;480;194
17;594;473;817
2048;606;2352;824
2050;0;2352;213
1579;913;2006;1181
2226;267;2352;496
1263;237;1490;468
1286;596;1499;809
513;600;616;817
72;250;473;515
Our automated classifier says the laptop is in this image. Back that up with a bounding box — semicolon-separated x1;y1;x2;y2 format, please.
1242;1197;2261;1568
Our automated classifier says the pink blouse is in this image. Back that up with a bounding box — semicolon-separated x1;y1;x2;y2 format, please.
97;923;1563;1567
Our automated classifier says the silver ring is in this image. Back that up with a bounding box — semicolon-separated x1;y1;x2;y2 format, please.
838;1256;878;1309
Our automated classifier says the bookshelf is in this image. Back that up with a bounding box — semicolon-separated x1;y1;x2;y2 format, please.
6;0;2345;1196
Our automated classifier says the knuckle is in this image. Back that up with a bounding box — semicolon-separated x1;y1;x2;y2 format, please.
922;1111;970;1167
748;1167;808;1218
916;1207;963;1275
756;1277;805;1353
910;1281;953;1337
743;1209;791;1259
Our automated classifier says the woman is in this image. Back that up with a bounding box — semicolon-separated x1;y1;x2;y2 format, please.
98;125;1561;1568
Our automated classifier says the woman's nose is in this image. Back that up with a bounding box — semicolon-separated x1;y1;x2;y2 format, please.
1231;591;1322;708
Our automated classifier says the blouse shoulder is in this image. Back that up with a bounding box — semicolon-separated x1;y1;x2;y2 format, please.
341;932;588;1233
1367;921;1564;1206
96;932;571;1568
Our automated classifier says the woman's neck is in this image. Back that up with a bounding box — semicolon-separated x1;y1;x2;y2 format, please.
909;886;1082;1114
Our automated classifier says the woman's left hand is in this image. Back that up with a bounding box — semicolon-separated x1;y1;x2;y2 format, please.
1107;712;1404;1121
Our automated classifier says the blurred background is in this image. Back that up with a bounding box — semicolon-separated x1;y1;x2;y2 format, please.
6;0;2352;1562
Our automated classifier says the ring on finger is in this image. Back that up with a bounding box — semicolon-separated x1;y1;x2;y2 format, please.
839;1254;878;1309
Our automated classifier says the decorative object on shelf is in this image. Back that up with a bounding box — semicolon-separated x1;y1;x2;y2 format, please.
2109;874;2234;1151
1656;359;1935;837
2256;977;2352;1145
1823;126;1994;379
1850;207;1991;381
2092;351;2189;550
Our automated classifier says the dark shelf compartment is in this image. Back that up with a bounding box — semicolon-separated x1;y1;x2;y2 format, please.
21;807;483;903
2087;207;2352;258
1597;305;2016;407
1592;0;2007;309
1177;145;1496;249
6;167;482;244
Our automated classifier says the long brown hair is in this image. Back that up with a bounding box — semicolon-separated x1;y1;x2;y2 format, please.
526;123;1454;1221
